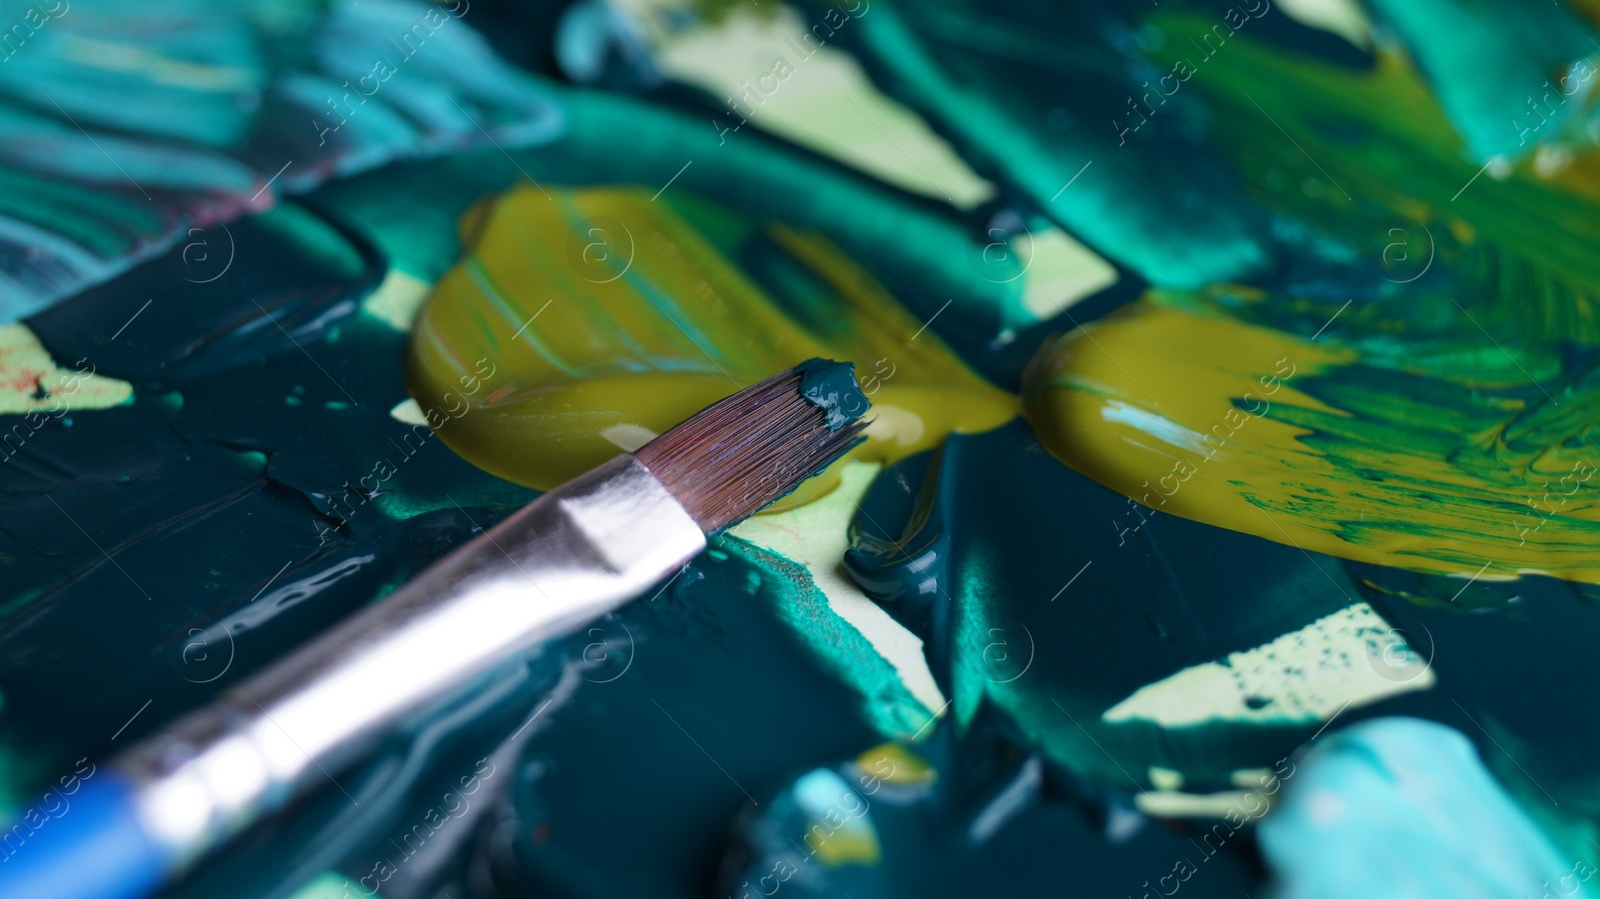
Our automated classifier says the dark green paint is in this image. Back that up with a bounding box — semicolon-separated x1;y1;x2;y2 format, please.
797;358;867;431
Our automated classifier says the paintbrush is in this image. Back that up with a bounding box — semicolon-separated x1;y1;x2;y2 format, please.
1;359;869;899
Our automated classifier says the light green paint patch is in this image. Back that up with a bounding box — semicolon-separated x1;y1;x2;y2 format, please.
361;269;434;332
732;534;936;741
1148;766;1185;791
1135;767;1287;819
0;323;133;417
600;422;657;451
389;397;428;425
1103;602;1434;727
1231;767;1277;788
1018;225;1118;322
621;0;994;208
1276;0;1370;48
56;33;261;92
731;461;946;720
1135;787;1265;820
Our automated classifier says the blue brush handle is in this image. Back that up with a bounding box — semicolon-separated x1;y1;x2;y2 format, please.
0;773;171;899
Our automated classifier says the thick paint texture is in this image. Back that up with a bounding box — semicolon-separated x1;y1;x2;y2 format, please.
797;357;870;431
407;184;1016;498
1258;718;1592;899
0;196;925;899
323;75;1078;387
1362;0;1599;161
1023;14;1600;586
0;201;555;896
11;0;1600;896
1025;295;1583;578
719;737;1259;899
493;539;929;898
0;0;563;318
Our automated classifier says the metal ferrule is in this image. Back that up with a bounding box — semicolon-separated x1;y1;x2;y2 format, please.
111;454;705;869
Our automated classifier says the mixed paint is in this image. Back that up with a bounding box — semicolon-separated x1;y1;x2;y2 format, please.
5;0;1600;896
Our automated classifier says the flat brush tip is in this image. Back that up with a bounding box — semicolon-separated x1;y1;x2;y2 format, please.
634;359;871;533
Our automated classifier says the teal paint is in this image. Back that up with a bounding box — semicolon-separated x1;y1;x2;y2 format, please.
1259;718;1593;899
720;732;1261;899
1363;0;1599;161
797;357;868;430
835;0;1280;290
0;0;565;319
493;539;919;898
843;420;1369;788
8;1;1600;896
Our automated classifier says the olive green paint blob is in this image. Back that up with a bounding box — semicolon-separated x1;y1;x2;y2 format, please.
1017;18;1600;584
315;79;1043;381
1149;9;1600;296
797;358;868;431
406;184;1015;504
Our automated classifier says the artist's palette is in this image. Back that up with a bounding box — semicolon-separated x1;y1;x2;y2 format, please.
5;0;1600;897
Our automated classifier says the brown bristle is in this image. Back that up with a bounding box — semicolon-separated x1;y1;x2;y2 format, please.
634;366;869;533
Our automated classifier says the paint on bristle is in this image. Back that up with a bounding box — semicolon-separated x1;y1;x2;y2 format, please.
796;358;869;431
635;359;870;533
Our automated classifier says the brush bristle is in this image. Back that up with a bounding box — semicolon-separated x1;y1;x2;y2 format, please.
634;364;869;533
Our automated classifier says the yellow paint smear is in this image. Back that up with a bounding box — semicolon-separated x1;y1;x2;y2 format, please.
408;185;1016;506
0;323;132;418
1025;296;1600;584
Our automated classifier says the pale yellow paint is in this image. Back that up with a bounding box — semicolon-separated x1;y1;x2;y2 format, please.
615;0;995;208
732;461;946;714
1102;603;1434;728
0;323;132;417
